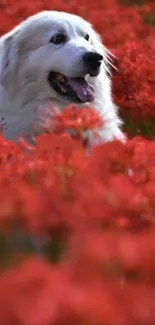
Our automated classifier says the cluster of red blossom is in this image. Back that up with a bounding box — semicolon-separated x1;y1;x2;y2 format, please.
0;0;154;324
1;109;155;324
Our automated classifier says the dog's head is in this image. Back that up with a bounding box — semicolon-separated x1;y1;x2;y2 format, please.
0;11;110;105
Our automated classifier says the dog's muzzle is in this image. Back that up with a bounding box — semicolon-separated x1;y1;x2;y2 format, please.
48;52;103;103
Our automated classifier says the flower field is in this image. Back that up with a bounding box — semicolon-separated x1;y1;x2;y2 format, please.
0;0;155;324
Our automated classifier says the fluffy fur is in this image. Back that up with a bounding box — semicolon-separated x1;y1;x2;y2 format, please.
0;11;125;144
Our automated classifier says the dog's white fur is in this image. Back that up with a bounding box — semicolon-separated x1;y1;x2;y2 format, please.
0;11;125;144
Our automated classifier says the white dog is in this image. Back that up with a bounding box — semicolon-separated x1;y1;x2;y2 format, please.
0;11;125;145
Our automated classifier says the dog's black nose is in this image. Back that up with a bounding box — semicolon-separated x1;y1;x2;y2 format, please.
83;52;103;71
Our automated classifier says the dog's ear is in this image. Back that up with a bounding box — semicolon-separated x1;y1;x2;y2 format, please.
0;29;19;87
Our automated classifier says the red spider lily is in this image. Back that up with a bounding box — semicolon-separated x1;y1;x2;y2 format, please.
39;104;103;134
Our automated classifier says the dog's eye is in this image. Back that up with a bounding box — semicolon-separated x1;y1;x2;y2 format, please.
85;34;90;41
50;34;66;45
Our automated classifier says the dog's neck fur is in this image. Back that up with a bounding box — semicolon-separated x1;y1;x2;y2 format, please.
0;84;38;139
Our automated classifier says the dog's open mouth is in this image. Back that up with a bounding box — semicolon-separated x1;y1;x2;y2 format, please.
48;72;95;103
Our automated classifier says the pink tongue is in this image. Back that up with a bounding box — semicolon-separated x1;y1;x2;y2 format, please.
67;77;95;103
